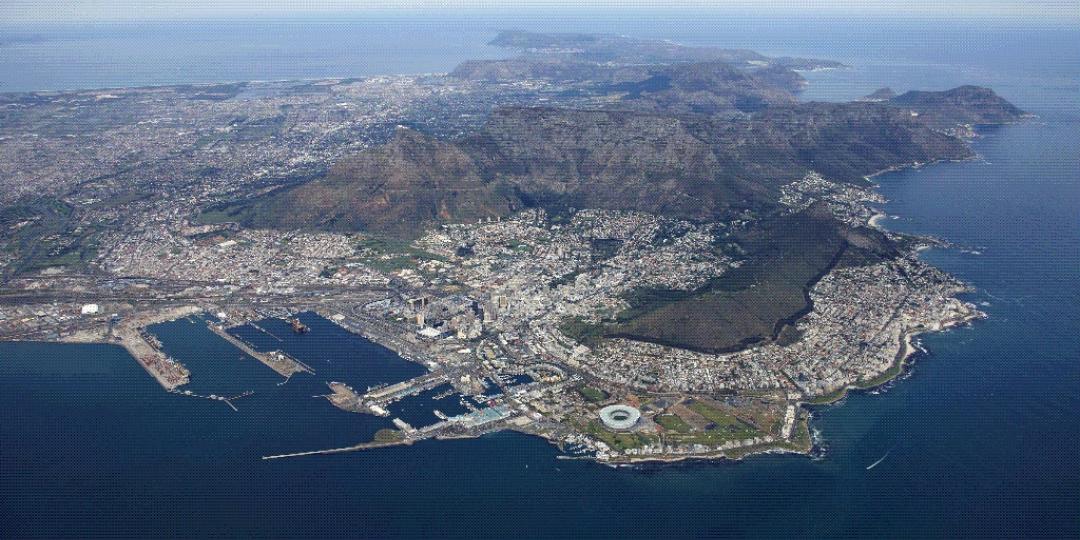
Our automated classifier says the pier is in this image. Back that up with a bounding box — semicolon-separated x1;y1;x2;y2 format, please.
207;322;314;377
323;381;371;413
363;372;448;403
249;322;283;342
112;306;202;390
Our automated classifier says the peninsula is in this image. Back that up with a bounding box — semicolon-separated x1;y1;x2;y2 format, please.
0;31;1020;463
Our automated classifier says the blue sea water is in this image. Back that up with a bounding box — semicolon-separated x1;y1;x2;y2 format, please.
2;15;1079;538
0;17;513;93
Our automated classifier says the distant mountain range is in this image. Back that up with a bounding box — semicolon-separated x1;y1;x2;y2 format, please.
483;30;845;70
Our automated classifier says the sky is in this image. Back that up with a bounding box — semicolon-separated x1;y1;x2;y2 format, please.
1;0;1076;22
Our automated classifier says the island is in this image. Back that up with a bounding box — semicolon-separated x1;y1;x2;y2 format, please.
0;31;1022;464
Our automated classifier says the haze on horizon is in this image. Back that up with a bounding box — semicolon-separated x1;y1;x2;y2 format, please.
2;0;1076;23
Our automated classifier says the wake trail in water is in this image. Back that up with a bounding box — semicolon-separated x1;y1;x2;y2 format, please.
867;445;898;470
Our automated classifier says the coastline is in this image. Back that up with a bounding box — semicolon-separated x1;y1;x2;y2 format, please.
864;155;979;183
600;440;815;466
805;157;990;408
0;84;1009;468
868;212;887;229
2;154;991;467
0;72;456;98
805;308;983;407
242;155;990;467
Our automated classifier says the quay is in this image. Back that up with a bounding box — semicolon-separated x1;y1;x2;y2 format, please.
323;381;374;413
363;372;447;403
249;322;283;342
206;322;314;377
112;305;202;390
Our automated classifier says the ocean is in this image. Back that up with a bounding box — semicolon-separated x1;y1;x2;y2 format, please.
1;14;1078;538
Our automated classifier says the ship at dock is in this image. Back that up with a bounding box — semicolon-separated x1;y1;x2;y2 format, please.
289;318;310;334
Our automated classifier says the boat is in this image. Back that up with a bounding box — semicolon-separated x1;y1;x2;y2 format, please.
290;318;310;334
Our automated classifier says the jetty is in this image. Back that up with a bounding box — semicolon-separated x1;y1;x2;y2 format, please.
249;322;283;342
207;322;314;377
322;381;368;413
113;305;202;390
363;372;447;403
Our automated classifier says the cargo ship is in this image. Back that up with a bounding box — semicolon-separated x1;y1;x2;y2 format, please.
289;318;310;334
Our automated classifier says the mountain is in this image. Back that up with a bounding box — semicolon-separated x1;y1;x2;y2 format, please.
859;87;896;102
470;103;972;213
464;107;737;218
452;59;802;114
214;128;518;237
606;62;801;114
889;85;1025;126
197;69;1023;356
219;100;975;237
606;203;899;353
721;101;973;184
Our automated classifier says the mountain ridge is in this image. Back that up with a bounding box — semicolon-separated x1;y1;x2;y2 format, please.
216;93;998;238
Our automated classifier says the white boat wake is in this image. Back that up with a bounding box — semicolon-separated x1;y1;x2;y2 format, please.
866;451;891;470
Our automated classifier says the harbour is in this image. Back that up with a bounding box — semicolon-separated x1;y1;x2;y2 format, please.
1;16;1077;539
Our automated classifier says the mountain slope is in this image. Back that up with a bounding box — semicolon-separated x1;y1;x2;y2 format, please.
218;98;980;237
606;203;899;353
890;85;1025;126
223;128;519;236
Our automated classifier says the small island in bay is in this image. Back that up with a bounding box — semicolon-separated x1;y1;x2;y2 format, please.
0;31;1022;464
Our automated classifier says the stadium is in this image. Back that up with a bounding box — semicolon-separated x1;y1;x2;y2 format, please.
598;404;641;431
